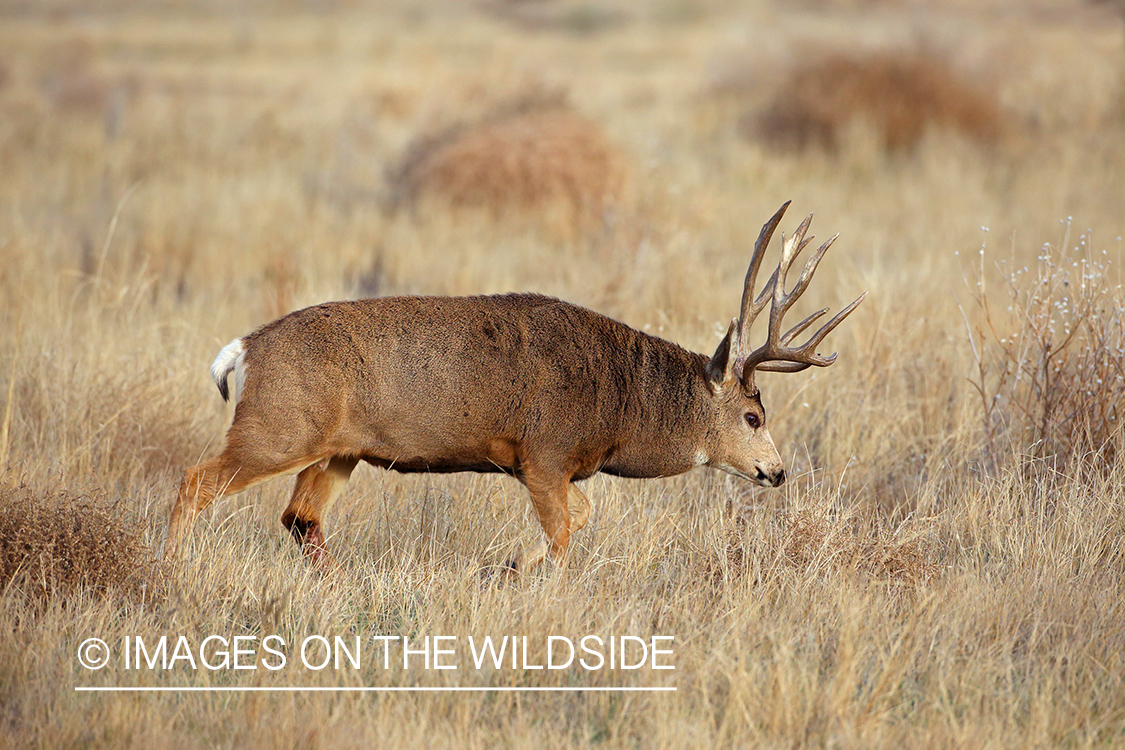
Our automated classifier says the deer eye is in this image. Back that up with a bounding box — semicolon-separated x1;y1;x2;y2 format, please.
745;412;761;429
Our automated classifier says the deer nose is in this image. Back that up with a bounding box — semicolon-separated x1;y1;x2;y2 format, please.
754;467;786;487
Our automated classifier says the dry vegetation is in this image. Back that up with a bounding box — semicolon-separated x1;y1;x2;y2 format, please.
386;90;632;241
1;0;1124;747
0;483;158;606
745;51;1006;152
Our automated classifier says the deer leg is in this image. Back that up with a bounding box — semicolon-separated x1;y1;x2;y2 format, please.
567;483;592;534
506;469;572;577
165;457;225;559
163;419;330;562
164;451;290;560
281;456;358;571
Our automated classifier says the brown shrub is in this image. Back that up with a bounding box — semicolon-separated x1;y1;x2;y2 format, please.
0;483;156;604
777;506;936;583
387;94;631;238
745;51;1006;152
483;1;627;35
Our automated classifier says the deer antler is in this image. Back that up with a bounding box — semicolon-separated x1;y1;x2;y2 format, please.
735;203;867;380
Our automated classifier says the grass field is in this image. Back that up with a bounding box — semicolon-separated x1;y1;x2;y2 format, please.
2;0;1125;747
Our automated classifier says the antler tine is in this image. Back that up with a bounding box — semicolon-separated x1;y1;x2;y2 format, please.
799;290;868;351
753;291;868;373
772;234;838;323
779;307;829;346
737;202;790;356
768;214;816;328
737;206;866;379
745;232;819;329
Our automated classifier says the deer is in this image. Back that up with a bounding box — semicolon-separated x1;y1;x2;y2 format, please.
162;202;865;575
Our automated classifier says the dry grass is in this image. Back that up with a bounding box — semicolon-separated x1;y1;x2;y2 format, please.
745;50;1007;153
1;1;1125;747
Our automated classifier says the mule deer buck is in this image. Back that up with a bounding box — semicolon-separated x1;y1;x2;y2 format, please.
164;202;865;574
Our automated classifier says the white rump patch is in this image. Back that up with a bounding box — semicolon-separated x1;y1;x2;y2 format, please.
210;338;247;404
694;449;709;466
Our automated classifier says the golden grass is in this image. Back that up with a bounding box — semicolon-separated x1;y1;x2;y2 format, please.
1;1;1124;747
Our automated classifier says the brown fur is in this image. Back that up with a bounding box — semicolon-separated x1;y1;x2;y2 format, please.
164;293;786;573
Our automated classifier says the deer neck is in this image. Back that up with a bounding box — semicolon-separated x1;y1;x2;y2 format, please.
600;343;715;479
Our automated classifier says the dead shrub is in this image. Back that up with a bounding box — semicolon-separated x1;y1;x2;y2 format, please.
778;507;935;583
0;483;156;605
962;221;1125;472
745;51;1005;152
483;1;626;35
386;93;631;239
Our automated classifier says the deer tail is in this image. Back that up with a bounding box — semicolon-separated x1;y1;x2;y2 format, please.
210;338;246;404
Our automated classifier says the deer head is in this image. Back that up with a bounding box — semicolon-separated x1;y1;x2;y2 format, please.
703;202;867;487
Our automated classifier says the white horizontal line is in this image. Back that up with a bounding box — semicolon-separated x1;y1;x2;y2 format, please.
75;686;676;693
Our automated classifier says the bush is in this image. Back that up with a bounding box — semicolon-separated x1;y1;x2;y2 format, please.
386;92;631;239
745;50;1005;153
712;496;937;586
962;222;1125;471
0;483;156;604
37;38;111;115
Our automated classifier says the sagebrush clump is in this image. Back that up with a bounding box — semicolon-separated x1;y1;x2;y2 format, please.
0;483;156;604
386;92;630;239
746;50;1006;152
963;223;1125;470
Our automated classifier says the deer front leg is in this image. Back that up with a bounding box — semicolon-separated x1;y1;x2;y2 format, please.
567;483;592;534
281;456;358;571
506;476;589;577
163;415;336;562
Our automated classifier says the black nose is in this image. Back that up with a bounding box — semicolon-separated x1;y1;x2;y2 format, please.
754;468;786;487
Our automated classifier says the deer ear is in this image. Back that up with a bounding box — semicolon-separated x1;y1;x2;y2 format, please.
706;319;740;387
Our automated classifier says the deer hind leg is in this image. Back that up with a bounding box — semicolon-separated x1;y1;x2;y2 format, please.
281;456;358;571
164;450;282;560
163;420;329;561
